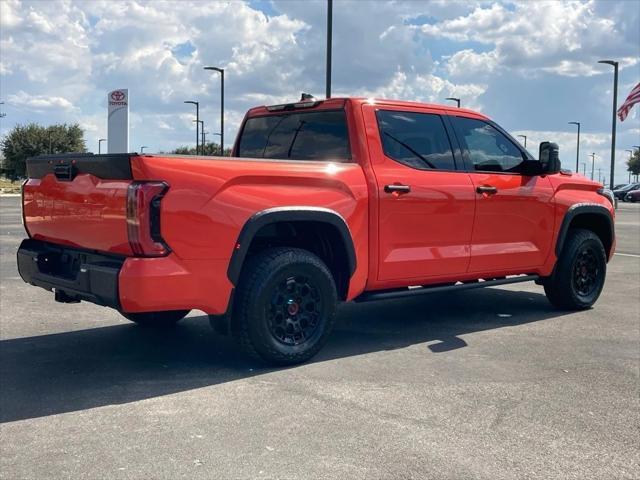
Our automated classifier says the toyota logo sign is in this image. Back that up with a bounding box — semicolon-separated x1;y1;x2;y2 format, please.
110;91;125;101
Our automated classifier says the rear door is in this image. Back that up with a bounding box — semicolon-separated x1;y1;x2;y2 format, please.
449;116;554;273
363;104;475;284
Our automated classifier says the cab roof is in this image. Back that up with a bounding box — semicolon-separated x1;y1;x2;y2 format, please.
246;96;489;120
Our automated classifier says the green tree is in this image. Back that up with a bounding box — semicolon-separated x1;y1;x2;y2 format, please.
1;123;86;179
171;142;232;156
627;149;640;180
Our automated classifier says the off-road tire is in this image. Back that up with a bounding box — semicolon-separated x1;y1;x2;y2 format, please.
544;228;606;310
121;310;190;327
233;247;338;365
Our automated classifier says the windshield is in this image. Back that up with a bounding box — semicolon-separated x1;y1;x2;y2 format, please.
237;110;350;161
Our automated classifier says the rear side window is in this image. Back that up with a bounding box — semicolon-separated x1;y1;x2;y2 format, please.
376;110;456;170
237;110;350;161
451;117;525;173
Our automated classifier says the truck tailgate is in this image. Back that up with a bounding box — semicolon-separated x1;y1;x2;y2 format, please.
23;154;134;256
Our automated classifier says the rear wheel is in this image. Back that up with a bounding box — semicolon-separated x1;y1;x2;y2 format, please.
233;247;338;365
544;229;606;310
121;310;190;327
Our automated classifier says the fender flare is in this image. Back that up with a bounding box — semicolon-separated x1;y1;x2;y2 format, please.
227;206;357;285
555;203;614;257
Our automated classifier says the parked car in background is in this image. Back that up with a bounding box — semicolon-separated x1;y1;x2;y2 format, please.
624;188;640;202
17;97;616;365
613;182;640;201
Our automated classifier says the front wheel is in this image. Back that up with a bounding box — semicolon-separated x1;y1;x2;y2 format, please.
233;248;338;365
544;229;606;310
121;309;190;327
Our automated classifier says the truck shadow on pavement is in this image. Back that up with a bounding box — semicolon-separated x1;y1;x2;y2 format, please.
1;287;569;423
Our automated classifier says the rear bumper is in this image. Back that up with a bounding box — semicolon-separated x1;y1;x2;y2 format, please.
17;239;123;308
17;239;234;315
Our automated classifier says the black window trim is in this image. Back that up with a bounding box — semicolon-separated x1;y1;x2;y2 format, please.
449;115;535;175
235;108;353;162
375;108;462;173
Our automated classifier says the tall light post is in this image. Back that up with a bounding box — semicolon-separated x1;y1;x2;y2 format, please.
193;120;204;154
568;121;581;172
98;138;106;154
204;66;224;155
446;97;460;108
626;150;634;183
326;0;333;99
184;100;199;155
598;60;618;190
517;135;527;149
581;162;586;175
210;133;222;155
589;152;596;180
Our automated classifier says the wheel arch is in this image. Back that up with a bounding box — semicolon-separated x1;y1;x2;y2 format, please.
227;207;357;299
556;203;614;260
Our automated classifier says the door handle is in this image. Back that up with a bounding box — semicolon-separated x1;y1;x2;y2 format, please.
476;185;498;195
384;184;411;194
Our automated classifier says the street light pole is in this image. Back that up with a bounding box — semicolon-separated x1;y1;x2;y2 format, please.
598;60;618;189
140;146;148;153
203;66;224;155
517;135;527;149
625;149;634;183
98;138;106;154
589;152;596;181
568;121;581;173
193;120;204;154
634;146;640;182
581;162;586;176
184;101;199;155
326;0;333;99
445;97;460;108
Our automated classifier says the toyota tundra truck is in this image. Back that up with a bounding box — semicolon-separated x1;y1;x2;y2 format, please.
18;97;616;365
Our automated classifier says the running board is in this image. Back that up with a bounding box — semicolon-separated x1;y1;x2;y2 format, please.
354;275;540;303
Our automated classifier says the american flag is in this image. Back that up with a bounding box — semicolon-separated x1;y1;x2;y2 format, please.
617;82;640;122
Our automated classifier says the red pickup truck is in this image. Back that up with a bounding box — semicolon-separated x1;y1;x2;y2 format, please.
18;97;615;365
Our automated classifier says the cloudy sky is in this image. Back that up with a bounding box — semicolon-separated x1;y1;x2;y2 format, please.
1;0;639;183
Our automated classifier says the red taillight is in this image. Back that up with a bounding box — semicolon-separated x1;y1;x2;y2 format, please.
126;181;170;257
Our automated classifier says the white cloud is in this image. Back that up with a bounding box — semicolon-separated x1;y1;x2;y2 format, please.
446;49;499;79
7;91;76;112
423;0;639;78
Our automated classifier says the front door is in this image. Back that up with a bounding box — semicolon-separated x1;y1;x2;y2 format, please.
449;116;554;273
363;105;476;284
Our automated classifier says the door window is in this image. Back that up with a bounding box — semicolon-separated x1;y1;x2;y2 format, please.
451;117;525;173
376;110;457;170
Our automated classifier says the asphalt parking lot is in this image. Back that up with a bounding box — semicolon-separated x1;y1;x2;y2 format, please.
1;195;638;480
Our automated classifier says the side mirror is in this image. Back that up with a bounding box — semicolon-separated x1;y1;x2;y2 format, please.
539;141;561;175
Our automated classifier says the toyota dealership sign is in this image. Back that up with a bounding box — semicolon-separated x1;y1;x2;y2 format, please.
107;89;129;153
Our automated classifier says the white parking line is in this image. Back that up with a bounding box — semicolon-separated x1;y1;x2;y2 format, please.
615;253;640;258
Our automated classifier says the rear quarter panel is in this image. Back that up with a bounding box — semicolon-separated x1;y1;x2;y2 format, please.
132;155;370;300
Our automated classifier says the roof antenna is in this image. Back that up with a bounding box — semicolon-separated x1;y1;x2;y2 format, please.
300;93;315;101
